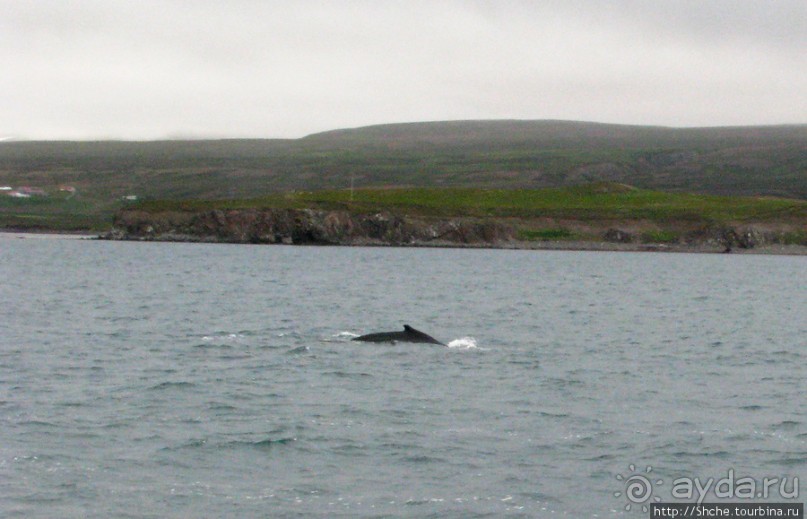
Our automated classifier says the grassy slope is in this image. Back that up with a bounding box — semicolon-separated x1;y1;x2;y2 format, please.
133;184;807;224
0;193;119;231
0;120;805;230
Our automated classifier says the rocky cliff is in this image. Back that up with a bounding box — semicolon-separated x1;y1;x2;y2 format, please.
105;208;516;246
104;207;806;253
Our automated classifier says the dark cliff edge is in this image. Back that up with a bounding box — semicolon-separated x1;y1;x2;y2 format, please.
104;208;514;246
103;208;807;254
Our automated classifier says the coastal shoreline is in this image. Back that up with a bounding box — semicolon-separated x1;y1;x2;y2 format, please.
3;228;804;254
0;230;96;240
96;205;807;255
97;232;807;255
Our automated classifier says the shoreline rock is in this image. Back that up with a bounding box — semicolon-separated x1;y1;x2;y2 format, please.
100;208;807;255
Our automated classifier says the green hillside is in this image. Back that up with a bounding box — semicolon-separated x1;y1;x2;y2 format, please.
134;184;807;223
0;120;804;231
118;185;807;248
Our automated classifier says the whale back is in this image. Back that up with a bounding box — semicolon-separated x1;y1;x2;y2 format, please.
352;325;444;345
402;325;444;345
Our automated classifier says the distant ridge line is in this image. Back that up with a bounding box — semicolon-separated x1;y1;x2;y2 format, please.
0;119;804;203
2;119;804;144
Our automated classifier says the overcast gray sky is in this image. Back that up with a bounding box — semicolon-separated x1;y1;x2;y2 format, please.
1;0;805;140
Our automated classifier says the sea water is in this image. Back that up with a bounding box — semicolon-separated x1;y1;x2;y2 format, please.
1;237;804;517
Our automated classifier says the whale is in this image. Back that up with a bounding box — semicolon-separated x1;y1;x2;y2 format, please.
352;325;445;345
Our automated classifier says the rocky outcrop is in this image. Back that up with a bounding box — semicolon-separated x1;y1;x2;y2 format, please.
604;228;635;243
105;208;517;247
103;208;806;253
682;225;785;250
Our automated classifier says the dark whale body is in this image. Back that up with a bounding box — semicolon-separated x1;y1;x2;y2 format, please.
352;325;444;346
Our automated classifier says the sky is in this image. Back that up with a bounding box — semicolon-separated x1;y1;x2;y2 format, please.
1;0;805;140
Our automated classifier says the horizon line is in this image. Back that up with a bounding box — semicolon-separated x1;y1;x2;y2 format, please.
2;118;805;143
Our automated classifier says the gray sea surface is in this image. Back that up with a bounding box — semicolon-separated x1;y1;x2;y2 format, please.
1;237;804;517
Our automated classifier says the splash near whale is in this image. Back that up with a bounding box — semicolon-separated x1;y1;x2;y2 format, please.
352;325;445;346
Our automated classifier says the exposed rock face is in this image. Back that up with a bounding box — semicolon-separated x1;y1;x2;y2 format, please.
735;227;766;249
106;208;516;246
604;228;635;243
681;225;780;250
103;208;806;253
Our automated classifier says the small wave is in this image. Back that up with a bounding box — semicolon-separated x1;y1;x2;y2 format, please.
535;411;569;418
402;454;445;463
545;377;584;388
180;438;207;449
331;442;368;456
193;342;234;350
166;438;208;450
201;333;246;342
217;354;253;360
18;420;59;428
404;499;431;506
149;381;196;391
325;370;373;379
447;337;480;349
164;436;297;452
286;345;310;355
250;437;297;449
582;453;616;461
208;402;238;411
775;456;806;466
274;331;302;339
322;331;359;342
739;404;765;411
672;450;731;459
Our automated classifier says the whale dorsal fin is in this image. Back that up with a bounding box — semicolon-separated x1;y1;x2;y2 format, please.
403;324;413;331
